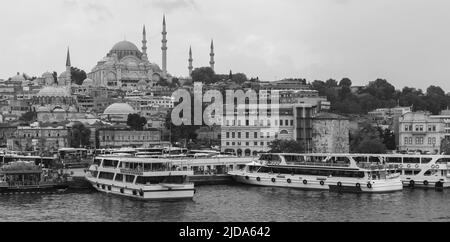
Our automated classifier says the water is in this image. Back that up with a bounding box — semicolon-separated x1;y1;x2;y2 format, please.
0;184;449;222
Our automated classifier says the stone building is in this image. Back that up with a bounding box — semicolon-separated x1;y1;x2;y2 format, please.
6;124;69;155
398;110;450;154
311;112;350;154
97;127;161;148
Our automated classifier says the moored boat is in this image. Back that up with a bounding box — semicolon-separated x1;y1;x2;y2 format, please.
229;153;403;193
0;161;68;195
86;156;195;200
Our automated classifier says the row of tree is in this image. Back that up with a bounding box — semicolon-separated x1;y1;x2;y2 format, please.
311;78;450;115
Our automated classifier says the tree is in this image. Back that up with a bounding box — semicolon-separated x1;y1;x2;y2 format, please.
268;139;305;153
70;123;91;148
382;129;396;150
231;73;248;84
354;138;387;154
52;71;58;84
19;111;37;122
127;114;147;131
191;67;216;84
71;67;87;85
440;138;450;155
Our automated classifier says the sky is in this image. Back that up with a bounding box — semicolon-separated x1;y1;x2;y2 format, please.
1;0;450;91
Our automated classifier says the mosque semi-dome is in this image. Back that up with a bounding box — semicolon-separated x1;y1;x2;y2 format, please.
103;103;136;115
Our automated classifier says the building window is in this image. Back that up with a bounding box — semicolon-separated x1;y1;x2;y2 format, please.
404;137;408;144
254;142;258;146
290;120;294;126
232;132;235;138
226;142;229;146
226;132;230;138
238;132;241;138
254;132;258;138
246;132;249;139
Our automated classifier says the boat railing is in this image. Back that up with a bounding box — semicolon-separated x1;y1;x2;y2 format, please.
357;162;399;170
282;161;351;168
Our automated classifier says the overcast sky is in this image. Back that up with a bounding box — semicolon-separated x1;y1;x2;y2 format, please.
1;0;450;91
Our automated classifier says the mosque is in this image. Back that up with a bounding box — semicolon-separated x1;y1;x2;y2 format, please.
30;15;217;122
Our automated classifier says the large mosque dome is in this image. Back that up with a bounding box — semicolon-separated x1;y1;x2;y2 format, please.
109;41;142;60
111;41;140;52
103;103;136;115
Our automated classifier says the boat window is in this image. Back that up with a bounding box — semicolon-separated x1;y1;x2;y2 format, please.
136;176;185;185
98;172;114;180
115;174;123;181
368;157;380;163
93;159;102;166
436;158;450;164
424;170;438;176
248;166;260;172
353;157;367;163
103;159;118;168
403;157;420;164
259;154;281;162
404;170;421;175
284;155;304;162
385;157;402;163
421;158;432;164
125;175;135;183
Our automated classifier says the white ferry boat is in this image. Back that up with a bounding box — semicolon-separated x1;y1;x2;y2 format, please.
228;153;403;193
376;154;450;188
85;156;195;200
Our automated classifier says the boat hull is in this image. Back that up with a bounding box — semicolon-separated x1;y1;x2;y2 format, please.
229;172;403;193
86;177;195;200
0;184;68;195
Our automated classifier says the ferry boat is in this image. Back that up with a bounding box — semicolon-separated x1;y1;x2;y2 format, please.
0;161;68;195
85;156;195;200
375;154;450;188
228;153;403;193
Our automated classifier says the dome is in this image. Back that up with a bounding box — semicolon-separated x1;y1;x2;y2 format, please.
137;80;148;86
111;41;140;52
42;71;53;78
59;70;70;78
37;86;71;97
103;103;136;115
68;106;78;112
82;78;94;86
36;106;50;112
53;107;66;113
11;73;25;82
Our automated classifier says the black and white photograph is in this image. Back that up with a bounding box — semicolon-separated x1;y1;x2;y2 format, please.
0;0;449;234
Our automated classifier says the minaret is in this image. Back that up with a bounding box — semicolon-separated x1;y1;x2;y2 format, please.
209;39;215;71
188;46;193;77
65;47;71;86
161;14;168;75
142;25;148;61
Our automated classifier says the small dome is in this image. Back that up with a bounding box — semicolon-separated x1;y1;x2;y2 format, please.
11;73;25;82
37;87;71;97
59;70;70;78
68;106;78;112
137;80;148;86
103;103;136;115
111;41;140;52
82;78;94;86
36;106;50;112
42;71;53;78
53;107;65;112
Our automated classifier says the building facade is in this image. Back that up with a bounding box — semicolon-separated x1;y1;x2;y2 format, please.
97;128;161;148
399;110;450;153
